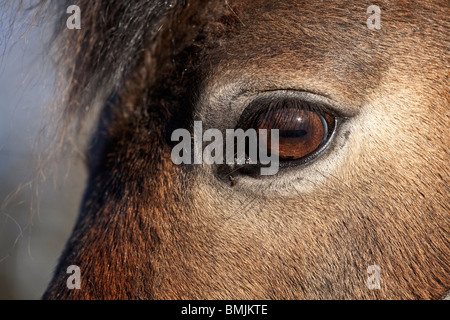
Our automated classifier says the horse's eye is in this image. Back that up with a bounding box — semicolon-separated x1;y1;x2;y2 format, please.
255;107;335;161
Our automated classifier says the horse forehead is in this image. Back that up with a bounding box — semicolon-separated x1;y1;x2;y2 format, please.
200;0;444;105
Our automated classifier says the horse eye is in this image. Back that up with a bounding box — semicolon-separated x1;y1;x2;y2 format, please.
251;102;336;162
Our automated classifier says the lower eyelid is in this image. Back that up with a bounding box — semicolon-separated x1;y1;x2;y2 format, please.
214;115;347;184
202;88;355;181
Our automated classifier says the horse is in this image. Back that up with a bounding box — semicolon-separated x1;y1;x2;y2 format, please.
38;0;448;299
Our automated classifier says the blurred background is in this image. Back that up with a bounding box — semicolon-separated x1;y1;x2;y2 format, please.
0;3;86;299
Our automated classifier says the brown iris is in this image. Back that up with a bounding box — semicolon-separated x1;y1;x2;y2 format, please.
255;106;335;161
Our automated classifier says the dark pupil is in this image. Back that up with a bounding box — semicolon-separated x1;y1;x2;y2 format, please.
255;107;328;160
279;129;308;138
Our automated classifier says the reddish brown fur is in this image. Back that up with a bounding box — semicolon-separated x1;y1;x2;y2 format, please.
42;0;449;299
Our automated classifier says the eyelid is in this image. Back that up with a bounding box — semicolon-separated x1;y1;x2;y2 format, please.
236;90;351;131
199;85;356;139
250;90;358;118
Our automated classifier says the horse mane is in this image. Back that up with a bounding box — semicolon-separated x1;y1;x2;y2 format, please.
50;0;185;120
3;0;243;146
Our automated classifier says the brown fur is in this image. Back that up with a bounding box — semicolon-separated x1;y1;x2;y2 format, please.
41;0;449;299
